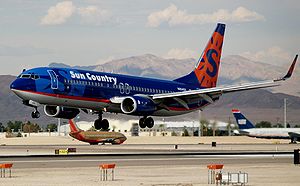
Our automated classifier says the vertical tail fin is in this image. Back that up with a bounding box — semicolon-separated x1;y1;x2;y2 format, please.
69;119;81;133
232;109;255;129
174;23;225;88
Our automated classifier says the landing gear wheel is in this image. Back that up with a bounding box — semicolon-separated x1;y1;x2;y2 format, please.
145;117;154;128
94;119;101;130
139;118;146;129
101;119;109;131
94;118;110;131
31;110;40;119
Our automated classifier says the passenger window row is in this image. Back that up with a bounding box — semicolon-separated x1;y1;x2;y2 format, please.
64;79;174;94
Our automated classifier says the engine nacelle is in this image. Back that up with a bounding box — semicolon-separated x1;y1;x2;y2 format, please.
44;105;80;119
121;96;156;115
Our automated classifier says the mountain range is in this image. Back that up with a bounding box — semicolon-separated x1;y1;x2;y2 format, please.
0;54;299;126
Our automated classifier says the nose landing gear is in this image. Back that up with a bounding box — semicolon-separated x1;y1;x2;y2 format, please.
31;108;40;119
23;100;41;119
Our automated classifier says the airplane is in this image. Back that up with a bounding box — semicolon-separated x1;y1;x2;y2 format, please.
10;23;298;131
232;109;300;143
68;119;127;145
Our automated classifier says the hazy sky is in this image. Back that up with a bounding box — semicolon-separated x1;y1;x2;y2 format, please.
1;0;299;75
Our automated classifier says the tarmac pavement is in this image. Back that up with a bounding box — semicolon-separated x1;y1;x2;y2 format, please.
0;135;299;185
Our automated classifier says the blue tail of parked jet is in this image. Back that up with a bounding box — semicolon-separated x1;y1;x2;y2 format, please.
174;23;225;88
232;109;255;129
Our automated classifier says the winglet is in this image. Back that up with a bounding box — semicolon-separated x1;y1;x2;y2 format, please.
280;54;298;80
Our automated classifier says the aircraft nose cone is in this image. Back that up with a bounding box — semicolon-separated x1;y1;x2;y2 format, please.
10;80;17;90
10;78;24;91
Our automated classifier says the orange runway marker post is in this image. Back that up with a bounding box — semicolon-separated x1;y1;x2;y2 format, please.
99;164;116;181
207;164;224;185
0;163;13;178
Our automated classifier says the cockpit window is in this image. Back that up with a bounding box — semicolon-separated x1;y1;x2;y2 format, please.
20;74;31;78
32;74;40;79
20;74;40;80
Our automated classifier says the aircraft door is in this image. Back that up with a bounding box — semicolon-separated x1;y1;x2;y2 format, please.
47;70;58;89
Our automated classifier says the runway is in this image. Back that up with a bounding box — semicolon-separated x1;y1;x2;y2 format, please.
0;143;295;169
0;141;299;185
1;153;292;169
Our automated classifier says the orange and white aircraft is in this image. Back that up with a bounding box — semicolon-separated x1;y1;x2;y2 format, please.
68;119;127;145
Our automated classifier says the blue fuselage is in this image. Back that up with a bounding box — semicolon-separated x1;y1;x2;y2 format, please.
10;67;213;116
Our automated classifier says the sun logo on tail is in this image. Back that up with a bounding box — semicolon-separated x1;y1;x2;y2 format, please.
195;24;225;88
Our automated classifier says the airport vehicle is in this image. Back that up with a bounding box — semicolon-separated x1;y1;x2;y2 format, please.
10;23;298;131
68;119;127;145
232;109;300;143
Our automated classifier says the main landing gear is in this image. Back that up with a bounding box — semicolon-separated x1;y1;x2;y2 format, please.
94;112;109;131
139;116;154;128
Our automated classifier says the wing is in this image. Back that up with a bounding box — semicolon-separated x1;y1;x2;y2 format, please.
152;55;298;104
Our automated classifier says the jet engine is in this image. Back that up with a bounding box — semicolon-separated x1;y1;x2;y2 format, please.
121;96;156;115
44;105;80;119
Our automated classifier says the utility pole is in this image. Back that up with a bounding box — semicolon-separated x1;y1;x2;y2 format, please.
58;118;61;136
228;116;232;136
198;110;202;137
284;98;287;128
